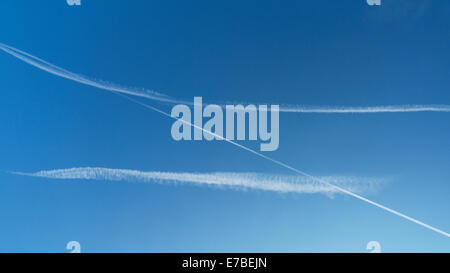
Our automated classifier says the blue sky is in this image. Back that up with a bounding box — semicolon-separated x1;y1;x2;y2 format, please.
0;0;449;252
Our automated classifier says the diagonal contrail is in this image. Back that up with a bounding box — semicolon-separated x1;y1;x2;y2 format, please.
117;93;450;238
1;42;450;113
12;167;384;195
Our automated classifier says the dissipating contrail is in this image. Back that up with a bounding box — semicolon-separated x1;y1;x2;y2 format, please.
12;167;383;195
2;42;450;114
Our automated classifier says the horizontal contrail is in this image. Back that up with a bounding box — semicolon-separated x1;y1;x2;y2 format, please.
11;167;384;195
2;42;450;113
280;105;450;113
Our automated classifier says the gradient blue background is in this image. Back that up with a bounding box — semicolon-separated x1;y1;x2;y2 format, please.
0;0;449;252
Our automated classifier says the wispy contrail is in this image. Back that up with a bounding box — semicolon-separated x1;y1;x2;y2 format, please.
11;167;384;195
0;42;185;105
2;42;450;113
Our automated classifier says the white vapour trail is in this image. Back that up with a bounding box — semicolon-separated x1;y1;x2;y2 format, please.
117;95;450;238
280;105;450;113
12;167;383;195
2;42;450;114
3;42;450;237
0;42;185;105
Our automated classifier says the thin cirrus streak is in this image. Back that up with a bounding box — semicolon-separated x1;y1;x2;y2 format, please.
280;105;450;113
0;42;185;105
1;42;450;114
11;167;384;195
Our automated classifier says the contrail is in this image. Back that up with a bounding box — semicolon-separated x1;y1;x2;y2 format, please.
0;42;185;105
3;42;450;237
12;167;383;195
2;42;450;113
280;105;450;113
117;94;450;238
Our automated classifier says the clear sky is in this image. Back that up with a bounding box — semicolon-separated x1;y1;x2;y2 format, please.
0;0;449;252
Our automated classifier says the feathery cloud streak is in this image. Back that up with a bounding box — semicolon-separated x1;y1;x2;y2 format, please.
12;167;384;195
